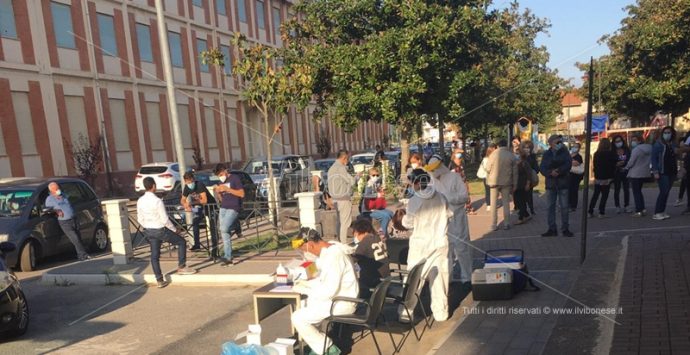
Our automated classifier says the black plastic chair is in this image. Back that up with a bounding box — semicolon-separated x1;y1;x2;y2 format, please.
385;258;431;350
386;239;409;273
322;278;395;355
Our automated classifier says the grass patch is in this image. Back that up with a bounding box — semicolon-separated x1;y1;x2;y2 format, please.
232;231;297;255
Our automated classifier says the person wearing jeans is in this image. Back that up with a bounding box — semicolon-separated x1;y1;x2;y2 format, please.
214;164;245;266
611;135;632;213
45;182;90;261
650;126;682;220
137;177;196;288
540;135;573;237
625;134;652;216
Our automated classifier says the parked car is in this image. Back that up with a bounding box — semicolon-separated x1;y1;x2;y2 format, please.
244;155;315;200
162;170;257;221
0;178;109;271
134;162;181;193
0;242;29;337
384;151;402;178
350;153;376;174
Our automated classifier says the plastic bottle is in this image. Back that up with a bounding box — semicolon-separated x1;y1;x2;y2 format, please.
276;263;288;285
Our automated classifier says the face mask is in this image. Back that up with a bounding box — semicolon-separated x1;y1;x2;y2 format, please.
555;143;563;151
570;147;578;154
454;153;462;159
631;141;639;148
663;132;672;141
410;163;419;169
187;183;196;190
56;189;62;196
615;142;623;148
218;175;227;183
303;251;318;262
370;176;380;182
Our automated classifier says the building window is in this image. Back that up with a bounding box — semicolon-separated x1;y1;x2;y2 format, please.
197;38;208;72
220;45;232;75
272;8;281;39
51;2;76;49
216;0;226;15
256;1;265;29
193;0;202;7
136;23;153;63
168;31;183;68
97;14;117;56
0;0;17;39
237;0;246;23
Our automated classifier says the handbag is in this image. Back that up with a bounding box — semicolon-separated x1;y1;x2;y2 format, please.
477;159;487;179
570;163;584;175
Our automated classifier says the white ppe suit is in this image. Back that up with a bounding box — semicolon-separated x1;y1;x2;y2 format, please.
430;165;472;283
402;187;451;321
291;242;359;354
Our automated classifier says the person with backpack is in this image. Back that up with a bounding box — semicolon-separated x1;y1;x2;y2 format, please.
588;138;618;218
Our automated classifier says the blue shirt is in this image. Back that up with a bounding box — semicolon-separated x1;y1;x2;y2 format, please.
219;174;243;212
45;194;74;221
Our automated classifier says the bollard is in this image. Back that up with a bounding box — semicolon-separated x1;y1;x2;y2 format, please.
101;199;133;265
294;192;322;230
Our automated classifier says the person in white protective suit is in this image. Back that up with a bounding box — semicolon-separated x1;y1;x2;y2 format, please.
290;227;359;355
424;155;472;287
401;169;452;322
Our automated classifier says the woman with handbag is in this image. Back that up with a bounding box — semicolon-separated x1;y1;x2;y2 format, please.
588;139;618;218
568;142;584;211
477;144;497;211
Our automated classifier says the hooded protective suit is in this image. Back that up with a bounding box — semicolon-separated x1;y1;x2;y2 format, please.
291;242;359;354
402;186;451;321
427;161;472;283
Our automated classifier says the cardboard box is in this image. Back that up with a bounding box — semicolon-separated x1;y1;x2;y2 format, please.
266;338;297;355
234;324;262;346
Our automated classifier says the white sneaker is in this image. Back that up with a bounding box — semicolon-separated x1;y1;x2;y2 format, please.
674;199;684;206
662;212;671;219
652;213;667;220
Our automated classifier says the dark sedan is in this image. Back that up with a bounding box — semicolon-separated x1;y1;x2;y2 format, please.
0;178;109;271
0;242;29;337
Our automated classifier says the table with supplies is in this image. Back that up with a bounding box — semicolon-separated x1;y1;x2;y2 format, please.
253;282;305;335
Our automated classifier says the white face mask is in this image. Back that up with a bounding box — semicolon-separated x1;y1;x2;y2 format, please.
410;163;419;169
56;189;63;196
218;175;227;183
370;176;380;182
454;153;462;159
303;252;318;262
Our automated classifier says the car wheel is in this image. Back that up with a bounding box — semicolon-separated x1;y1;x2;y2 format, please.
10;290;29;337
91;225;109;252
19;242;37;272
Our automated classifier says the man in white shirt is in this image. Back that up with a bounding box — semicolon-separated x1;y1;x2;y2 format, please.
137;177;196;288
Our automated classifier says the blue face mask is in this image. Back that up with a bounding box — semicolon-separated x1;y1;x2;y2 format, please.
187;183;196;190
631;141;638;149
555;142;563;151
663;132;672;141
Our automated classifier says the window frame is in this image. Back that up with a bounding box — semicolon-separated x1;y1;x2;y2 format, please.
272;7;281;39
196;38;209;73
219;45;232;75
96;13;118;57
216;0;227;15
0;0;18;39
192;0;203;7
256;0;265;30
135;23;154;63
167;31;184;68
237;0;247;23
50;1;76;49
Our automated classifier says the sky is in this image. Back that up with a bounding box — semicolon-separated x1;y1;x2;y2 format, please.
499;0;635;87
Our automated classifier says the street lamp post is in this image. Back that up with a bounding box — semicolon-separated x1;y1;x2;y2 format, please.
155;0;186;174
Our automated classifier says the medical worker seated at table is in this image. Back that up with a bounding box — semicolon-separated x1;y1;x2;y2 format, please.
291;227;359;355
399;168;452;322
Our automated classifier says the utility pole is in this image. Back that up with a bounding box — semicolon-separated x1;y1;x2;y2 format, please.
580;57;595;264
155;0;186;173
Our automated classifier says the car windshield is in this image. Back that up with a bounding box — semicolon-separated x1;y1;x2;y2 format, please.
351;156;373;165
244;160;283;175
0;190;33;217
314;161;333;171
195;173;221;186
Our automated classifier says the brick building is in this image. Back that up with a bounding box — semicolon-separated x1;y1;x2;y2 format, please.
0;0;391;193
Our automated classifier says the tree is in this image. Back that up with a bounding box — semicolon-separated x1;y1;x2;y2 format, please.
68;133;103;187
578;0;690;123
201;33;313;225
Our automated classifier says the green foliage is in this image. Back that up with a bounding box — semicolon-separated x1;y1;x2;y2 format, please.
578;0;690;122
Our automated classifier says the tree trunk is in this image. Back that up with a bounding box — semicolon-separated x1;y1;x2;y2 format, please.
400;126;411;184
437;114;445;160
263;109;278;227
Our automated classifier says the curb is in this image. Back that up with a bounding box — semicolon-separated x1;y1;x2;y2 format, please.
41;272;274;286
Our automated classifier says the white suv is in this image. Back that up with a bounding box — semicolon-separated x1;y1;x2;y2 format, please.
134;162;181;193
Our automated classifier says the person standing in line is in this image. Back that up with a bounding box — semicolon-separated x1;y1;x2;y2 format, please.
328;149;356;243
521;140;539;215
214;164;245;266
680;132;690;214
45;182;91;261
588;138;618;218
625;134;653;217
650;127;690;219
180;171;217;251
400;169;452;322
611;135;632;214
514;148;533;225
477;144;497;212
540;135;574;238
137;177;196;288
485;139;517;231
568;142;584;212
